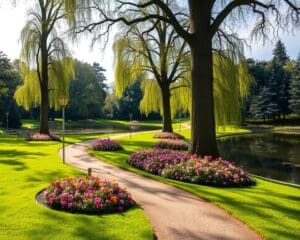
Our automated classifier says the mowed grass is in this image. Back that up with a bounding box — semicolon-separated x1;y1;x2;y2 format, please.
90;130;300;240
0;134;153;240
21;118;164;131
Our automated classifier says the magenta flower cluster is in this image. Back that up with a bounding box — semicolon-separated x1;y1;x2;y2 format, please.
153;139;189;151
128;149;190;175
162;156;255;187
91;138;123;151
41;177;135;214
128;150;255;187
153;132;184;140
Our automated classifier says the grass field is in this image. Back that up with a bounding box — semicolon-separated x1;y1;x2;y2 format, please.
0;133;153;240
20;119;164;132
90;130;300;240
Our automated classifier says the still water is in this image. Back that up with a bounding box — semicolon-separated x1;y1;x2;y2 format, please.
218;133;300;184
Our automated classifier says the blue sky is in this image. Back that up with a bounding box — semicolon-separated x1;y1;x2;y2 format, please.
0;1;299;83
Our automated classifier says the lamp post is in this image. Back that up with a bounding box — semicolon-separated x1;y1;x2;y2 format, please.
129;113;132;139
6;112;9;132
179;113;182;132
59;95;68;164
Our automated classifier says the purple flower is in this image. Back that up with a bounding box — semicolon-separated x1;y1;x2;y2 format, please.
91;138;123;151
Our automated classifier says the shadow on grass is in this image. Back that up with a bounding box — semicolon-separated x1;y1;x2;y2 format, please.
0;159;28;171
0;149;47;157
25;204;153;240
26;169;83;184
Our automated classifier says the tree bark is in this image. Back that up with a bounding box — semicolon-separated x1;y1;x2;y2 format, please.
39;82;49;134
188;0;219;157
39;5;49;135
161;85;173;132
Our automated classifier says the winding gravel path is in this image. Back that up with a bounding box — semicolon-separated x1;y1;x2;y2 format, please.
60;133;262;240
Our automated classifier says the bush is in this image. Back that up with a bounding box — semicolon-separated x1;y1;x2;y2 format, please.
39;177;135;214
91;138;123;151
128;150;255;187
153;132;184;140
162;157;255;187
128;149;190;175
153;139;189;151
27;132;61;141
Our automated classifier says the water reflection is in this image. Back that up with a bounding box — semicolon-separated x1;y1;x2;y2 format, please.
217;133;300;184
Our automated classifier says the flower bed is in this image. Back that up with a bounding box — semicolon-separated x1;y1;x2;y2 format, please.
162;157;255;187
91;138;123;151
153;139;189;151
153;132;184;140
27;132;61;141
128;150;255;187
39;177;135;214
128;149;190;175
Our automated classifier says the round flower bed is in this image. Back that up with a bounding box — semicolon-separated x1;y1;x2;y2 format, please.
128;149;190;175
27;132;61;141
91;138;123;151
153;132;184;140
153;139;189;151
128;150;255;187
38;177;135;214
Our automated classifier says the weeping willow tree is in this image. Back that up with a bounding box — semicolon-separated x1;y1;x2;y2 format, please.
139;52;252;128
114;24;251;132
14;0;76;135
113;2;189;132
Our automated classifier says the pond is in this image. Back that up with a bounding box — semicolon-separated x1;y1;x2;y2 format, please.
217;133;300;185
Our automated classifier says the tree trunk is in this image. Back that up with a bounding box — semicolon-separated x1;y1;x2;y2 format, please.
188;0;219;157
161;85;173;132
39;14;49;134
39;83;49;134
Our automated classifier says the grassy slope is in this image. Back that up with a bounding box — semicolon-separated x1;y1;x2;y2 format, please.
90;130;300;240
0;134;153;240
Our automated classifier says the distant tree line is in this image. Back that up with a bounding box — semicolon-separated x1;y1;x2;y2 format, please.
0;51;161;129
0;52;22;128
246;40;300;122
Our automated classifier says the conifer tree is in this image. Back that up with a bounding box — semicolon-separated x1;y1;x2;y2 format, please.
269;40;291;119
290;54;300;114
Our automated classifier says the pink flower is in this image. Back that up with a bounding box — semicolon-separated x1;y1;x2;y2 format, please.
233;173;239;179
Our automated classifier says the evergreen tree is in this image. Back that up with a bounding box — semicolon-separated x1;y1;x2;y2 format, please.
104;80;144;120
269;40;291;119
290;54;300;114
67;60;107;120
247;59;270;118
0;51;22;128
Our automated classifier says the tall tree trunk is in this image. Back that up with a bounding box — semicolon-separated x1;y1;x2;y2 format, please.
189;0;219;157
161;85;173;132
39;83;49;134
39;11;49;134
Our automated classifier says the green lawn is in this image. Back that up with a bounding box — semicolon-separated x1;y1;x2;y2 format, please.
90;131;300;240
20;118;164;132
0;134;153;240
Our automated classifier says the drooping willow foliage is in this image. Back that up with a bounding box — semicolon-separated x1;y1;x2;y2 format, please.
113;38;146;97
15;58;74;111
14;0;75;111
213;56;252;126
114;35;252;127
